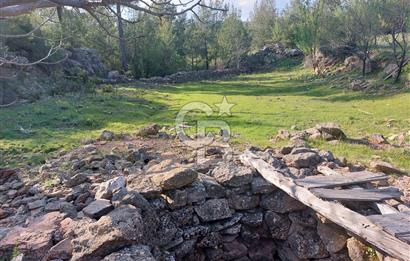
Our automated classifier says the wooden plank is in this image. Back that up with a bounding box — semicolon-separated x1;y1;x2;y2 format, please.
240;151;410;261
368;212;410;244
317;166;400;214
295;171;388;188
311;187;402;202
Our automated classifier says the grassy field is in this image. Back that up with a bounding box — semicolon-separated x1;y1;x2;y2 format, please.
1;65;410;171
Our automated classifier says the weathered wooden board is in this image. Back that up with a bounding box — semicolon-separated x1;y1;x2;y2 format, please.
368;212;410;244
240;151;410;261
295;171;388;189
316;166;400;214
311;187;402;202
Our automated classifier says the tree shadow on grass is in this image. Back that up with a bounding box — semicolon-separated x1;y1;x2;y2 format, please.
162;77;341;98
0;92;170;148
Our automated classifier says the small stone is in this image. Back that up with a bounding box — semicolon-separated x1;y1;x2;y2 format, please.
223;240;248;260
221;224;241;235
174;239;196;260
45;201;61;212
151;167;198;190
28;199;46;210
212;162;254;187
346;237;366;261
82;199;114;219
198;174;226;199
280;146;294;155
227;194;259;210
368;133;389;145
183;225;210;240
370;160;407;175
65;173;89;188
137;124;161;137
248;240;276;261
163;189;187;209
315;123;346;140
194;199;232;222
211;213;243;232
260;191;305;213
0;209;12;220
198;232;222;248
251;177;276;194
241;211;263;227
185;181;207;204
60;202;77;218
100;130;115;141
43;238;73;261
171;207;194;227
112;189;151;211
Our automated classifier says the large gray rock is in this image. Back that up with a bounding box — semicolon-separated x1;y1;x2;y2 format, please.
286;228;329;259
111;189;151;211
151;167;198;190
82;199;114;219
71;206;144;260
251;177;276;194
283;152;322;168
264;211;291;240
127;175;162;199
212;163;254;187
198;174;226;199
95;176;126;200
315;123;346;140
102;244;155;261
260;191;305;213
194;199;232;222
317;222;348;253
65;48;107;77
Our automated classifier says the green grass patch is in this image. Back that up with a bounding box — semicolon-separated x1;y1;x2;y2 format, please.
1;65;409;171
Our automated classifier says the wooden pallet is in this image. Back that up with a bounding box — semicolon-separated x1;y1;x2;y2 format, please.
240;151;410;261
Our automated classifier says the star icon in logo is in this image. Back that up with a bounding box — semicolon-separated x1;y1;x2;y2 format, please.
215;96;235;116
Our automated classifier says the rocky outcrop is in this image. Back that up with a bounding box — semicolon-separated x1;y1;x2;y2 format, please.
240;43;303;71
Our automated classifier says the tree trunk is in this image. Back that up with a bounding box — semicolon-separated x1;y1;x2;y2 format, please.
116;3;128;72
191;56;194;71
362;56;367;76
56;6;63;23
394;52;406;83
204;39;209;70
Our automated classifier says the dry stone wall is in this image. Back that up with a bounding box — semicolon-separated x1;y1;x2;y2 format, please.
0;134;403;261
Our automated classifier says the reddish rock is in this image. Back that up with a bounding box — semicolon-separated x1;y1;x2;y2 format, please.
0;168;17;184
0;212;64;260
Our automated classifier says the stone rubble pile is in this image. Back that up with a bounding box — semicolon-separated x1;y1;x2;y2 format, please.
0;132;407;261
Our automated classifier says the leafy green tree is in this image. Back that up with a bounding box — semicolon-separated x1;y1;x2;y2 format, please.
218;9;250;69
380;0;409;82
249;0;277;50
344;0;382;76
